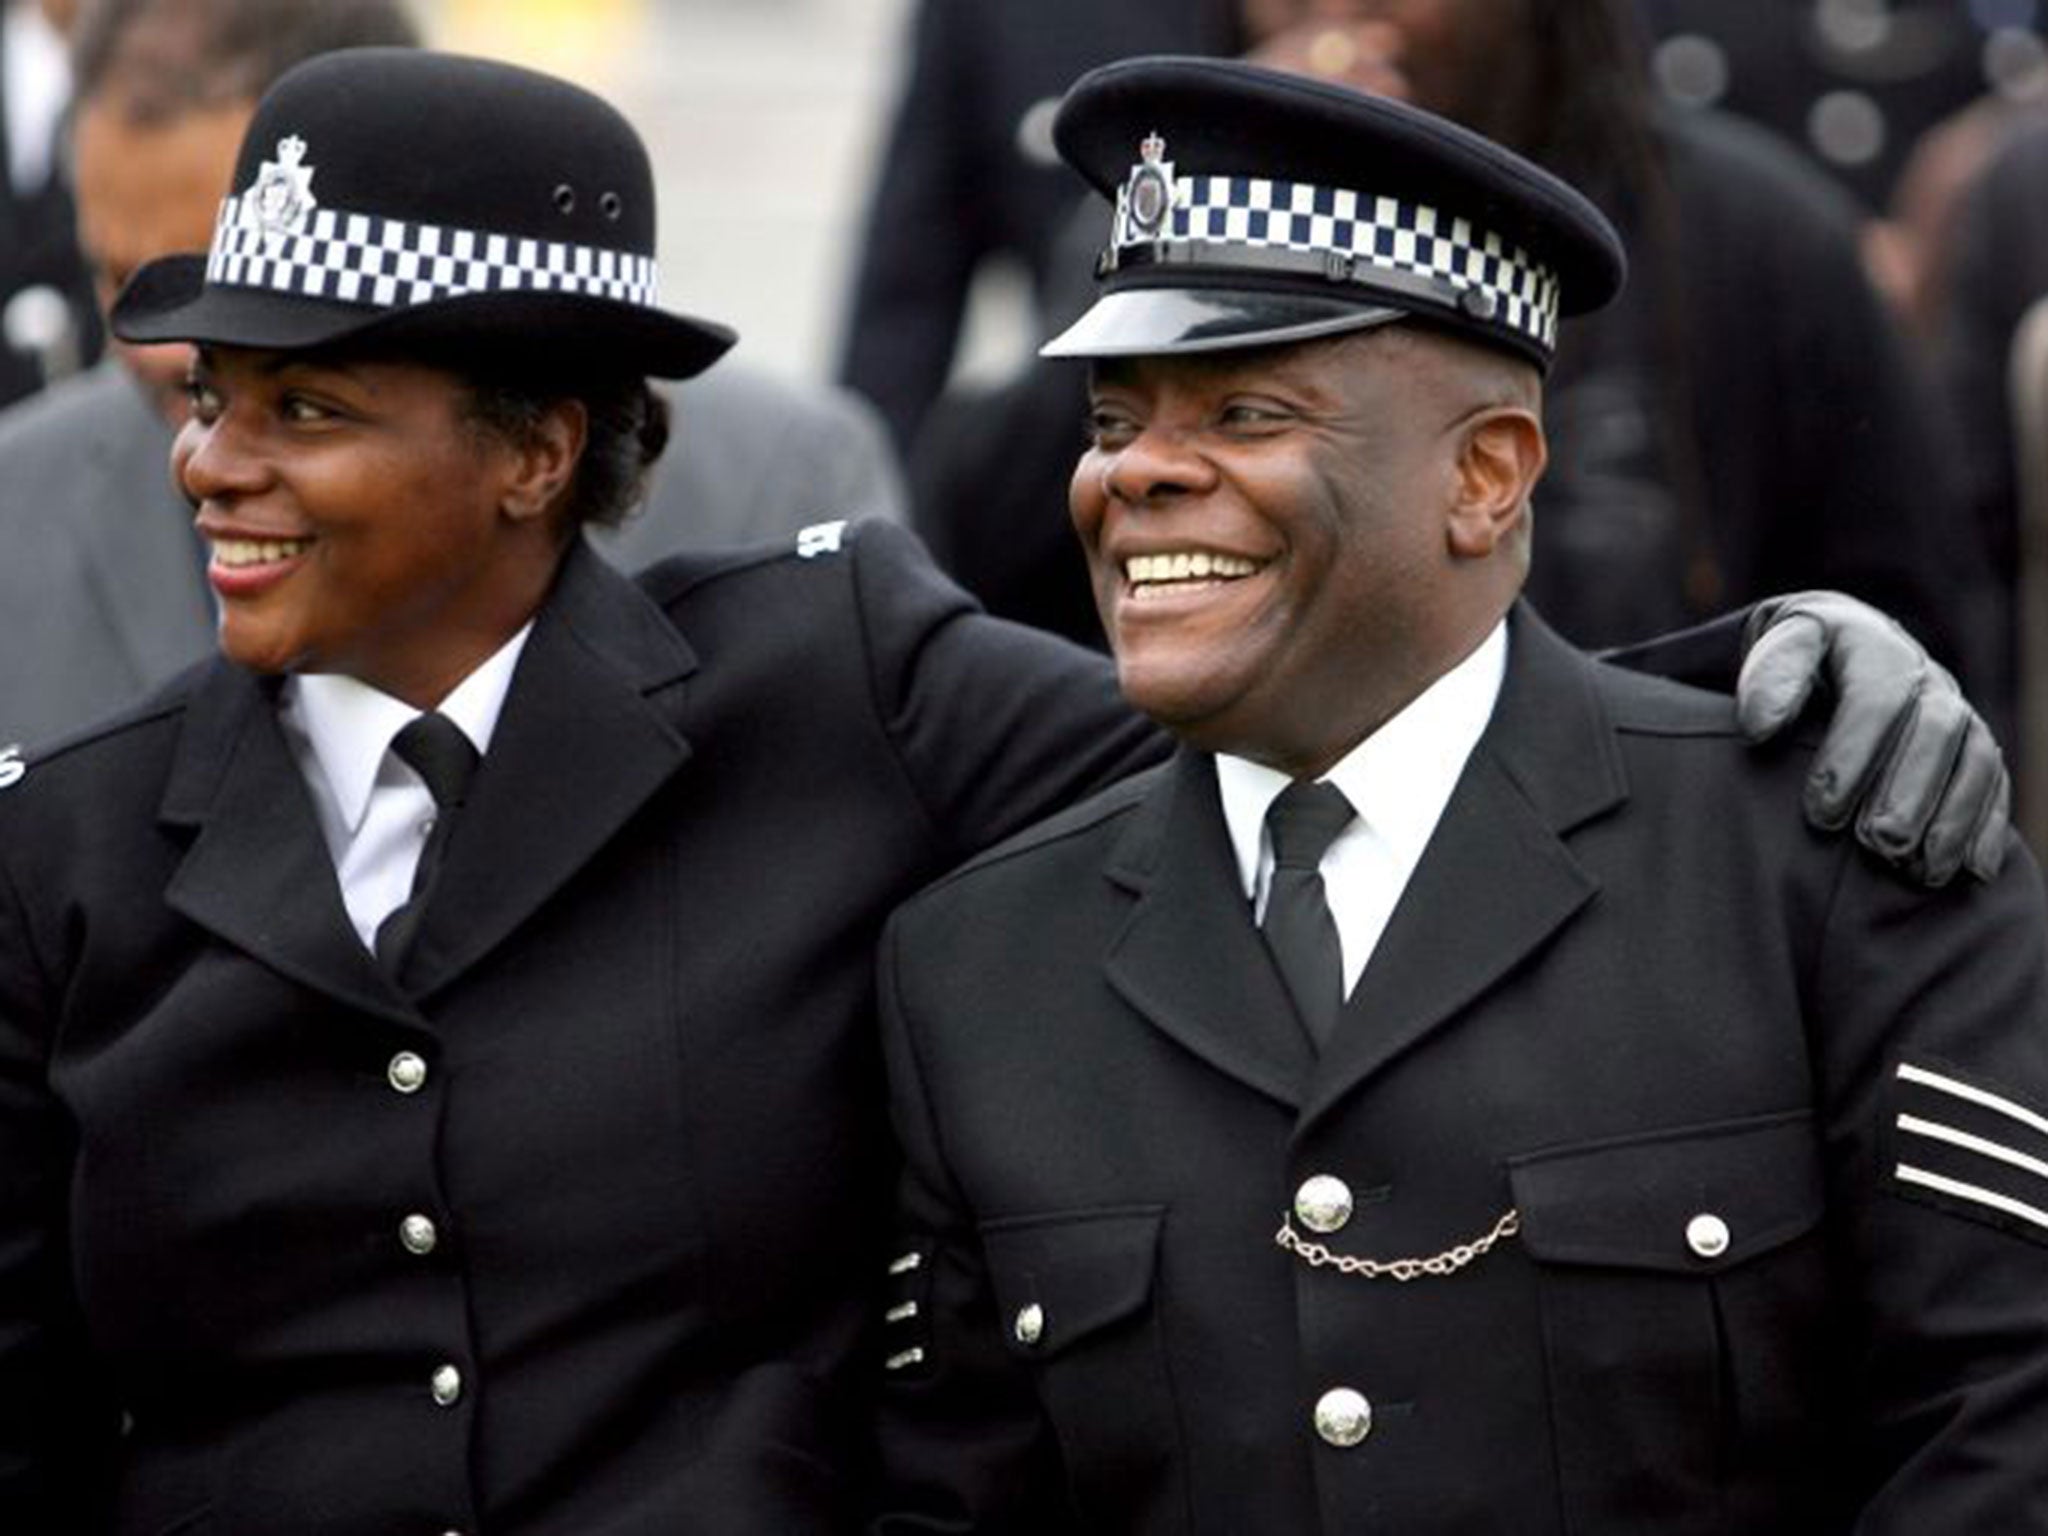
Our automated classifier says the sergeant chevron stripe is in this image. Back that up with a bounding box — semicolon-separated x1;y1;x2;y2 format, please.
1897;1113;2048;1181
1894;1165;2048;1233
1894;1062;2048;1235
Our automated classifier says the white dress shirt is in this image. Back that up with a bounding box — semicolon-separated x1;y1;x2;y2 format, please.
1216;621;1507;997
279;625;532;950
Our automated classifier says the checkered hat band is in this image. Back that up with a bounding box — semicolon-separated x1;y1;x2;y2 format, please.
205;195;662;311
1113;174;1559;349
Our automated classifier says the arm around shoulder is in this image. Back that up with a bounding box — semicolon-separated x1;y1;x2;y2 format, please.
1602;592;2010;884
845;520;1163;863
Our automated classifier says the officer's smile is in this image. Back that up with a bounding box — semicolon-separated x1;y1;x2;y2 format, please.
197;522;317;602
1122;548;1264;598
210;535;310;564
208;534;313;571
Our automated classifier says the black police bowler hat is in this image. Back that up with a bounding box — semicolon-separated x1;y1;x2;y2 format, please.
1042;57;1626;371
111;48;735;379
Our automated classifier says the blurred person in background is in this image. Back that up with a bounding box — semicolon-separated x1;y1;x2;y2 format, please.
1870;90;2047;336
1632;1;2048;340
1930;113;2048;781
0;0;97;405
0;0;905;755
834;0;1236;457
1633;0;2046;212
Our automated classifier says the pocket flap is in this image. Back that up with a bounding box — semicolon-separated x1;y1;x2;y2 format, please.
980;1205;1165;1360
1508;1111;1822;1275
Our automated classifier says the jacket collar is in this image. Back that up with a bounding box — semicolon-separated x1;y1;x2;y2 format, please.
159;540;700;1012
1101;604;1626;1121
1104;748;1320;1109
1298;604;1622;1133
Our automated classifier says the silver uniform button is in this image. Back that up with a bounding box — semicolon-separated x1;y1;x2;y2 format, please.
430;1363;463;1407
388;1051;428;1093
1686;1212;1731;1260
1313;1387;1373;1448
1014;1303;1045;1347
400;1214;438;1256
1294;1174;1355;1235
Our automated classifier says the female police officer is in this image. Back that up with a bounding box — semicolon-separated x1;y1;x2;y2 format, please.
0;44;2006;1536
0;47;1166;1533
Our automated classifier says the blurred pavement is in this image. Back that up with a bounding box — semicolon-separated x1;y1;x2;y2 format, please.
426;0;920;383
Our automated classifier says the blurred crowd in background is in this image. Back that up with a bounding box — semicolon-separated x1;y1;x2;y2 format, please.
5;0;2048;841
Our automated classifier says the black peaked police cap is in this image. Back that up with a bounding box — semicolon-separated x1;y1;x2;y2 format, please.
1042;56;1626;371
111;48;735;379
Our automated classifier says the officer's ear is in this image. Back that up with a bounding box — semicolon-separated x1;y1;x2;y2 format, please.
498;398;589;529
1446;406;1544;560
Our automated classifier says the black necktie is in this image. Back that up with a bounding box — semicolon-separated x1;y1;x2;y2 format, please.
1262;780;1356;1048
374;712;480;975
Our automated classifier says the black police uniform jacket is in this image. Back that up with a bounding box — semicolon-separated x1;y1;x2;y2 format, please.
871;606;2048;1535
0;522;1159;1535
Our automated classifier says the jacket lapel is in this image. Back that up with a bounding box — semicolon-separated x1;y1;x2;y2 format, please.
160;663;415;1026
398;544;698;995
1299;607;1626;1134
1104;751;1316;1109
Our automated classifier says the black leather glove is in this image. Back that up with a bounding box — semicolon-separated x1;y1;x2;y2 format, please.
1738;592;2009;887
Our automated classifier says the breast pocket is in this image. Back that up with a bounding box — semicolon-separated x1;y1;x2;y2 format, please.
980;1205;1185;1529
1507;1111;1831;1534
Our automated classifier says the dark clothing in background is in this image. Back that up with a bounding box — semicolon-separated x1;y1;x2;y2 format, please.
910;353;1100;648
835;0;1233;454
1533;107;1980;668
907;194;1104;648
1632;0;2033;209
0;162;91;403
0;21;98;409
1938;115;2048;723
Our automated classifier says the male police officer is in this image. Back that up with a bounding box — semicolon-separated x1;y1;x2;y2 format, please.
870;58;2048;1532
